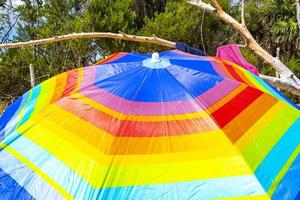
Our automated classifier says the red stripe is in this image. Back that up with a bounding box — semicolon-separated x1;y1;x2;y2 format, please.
211;87;263;128
223;62;246;83
62;69;79;96
56;96;218;137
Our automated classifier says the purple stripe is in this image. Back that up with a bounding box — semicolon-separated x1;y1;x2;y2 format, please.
79;79;240;115
80;67;96;89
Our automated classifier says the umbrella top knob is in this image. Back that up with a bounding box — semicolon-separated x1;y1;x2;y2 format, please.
142;52;170;68
151;52;160;63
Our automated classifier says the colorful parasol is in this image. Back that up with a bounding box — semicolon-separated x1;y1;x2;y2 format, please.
0;50;299;200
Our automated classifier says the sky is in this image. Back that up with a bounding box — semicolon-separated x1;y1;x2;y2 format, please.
12;0;24;7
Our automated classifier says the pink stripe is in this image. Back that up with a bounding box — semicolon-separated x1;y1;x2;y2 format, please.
80;67;96;89
208;57;231;78
79;79;240;115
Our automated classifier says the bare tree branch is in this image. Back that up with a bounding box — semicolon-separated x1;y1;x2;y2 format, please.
211;0;223;12
187;0;300;97
241;0;246;27
0;32;176;49
187;0;215;13
260;74;300;96
0;28;299;97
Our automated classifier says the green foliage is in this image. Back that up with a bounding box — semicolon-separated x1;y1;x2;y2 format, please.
0;0;299;105
138;1;202;52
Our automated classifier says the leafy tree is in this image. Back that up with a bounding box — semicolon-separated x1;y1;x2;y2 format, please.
0;0;300;111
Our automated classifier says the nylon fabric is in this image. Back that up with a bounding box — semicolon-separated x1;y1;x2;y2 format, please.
0;50;299;199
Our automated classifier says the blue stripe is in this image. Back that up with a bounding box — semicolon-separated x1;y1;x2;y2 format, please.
95;61;140;82
0;91;30;141
94;63;222;102
169;58;218;76
0;97;22;140
272;154;300;200
0;167;34;200
296;191;300;200
255;118;300;190
0;87;40;144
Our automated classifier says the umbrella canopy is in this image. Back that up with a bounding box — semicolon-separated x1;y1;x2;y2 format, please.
0;50;299;200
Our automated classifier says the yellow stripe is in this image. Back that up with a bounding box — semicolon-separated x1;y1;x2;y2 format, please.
17;119;252;188
0;142;73;199
242;71;267;92
268;145;300;196
71;84;246;122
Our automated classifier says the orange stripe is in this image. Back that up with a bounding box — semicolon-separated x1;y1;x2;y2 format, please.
27;103;229;155
51;73;68;102
208;57;236;80
223;93;278;143
42;116;228;155
212;87;263;129
222;60;257;88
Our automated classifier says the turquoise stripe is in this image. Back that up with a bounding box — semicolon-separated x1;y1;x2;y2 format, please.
251;75;300;110
0;148;63;200
6;133;266;199
251;75;281;98
18;85;41;127
255;117;300;190
94;175;266;200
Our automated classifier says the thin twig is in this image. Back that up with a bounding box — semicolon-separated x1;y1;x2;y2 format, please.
200;9;206;53
0;15;20;44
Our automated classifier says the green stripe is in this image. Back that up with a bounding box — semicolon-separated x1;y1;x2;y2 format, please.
241;105;300;170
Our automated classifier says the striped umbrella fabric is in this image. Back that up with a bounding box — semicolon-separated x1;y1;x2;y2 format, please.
0;50;299;200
